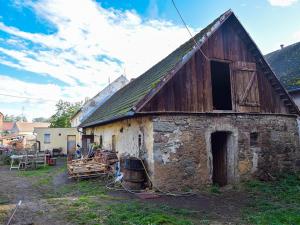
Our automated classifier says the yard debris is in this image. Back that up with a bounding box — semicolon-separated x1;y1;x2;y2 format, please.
95;149;118;165
67;158;109;179
67;150;118;179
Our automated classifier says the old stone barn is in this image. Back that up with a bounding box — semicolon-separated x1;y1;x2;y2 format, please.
80;10;300;190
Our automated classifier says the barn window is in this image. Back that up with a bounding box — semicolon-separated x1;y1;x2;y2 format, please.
99;135;103;148
112;135;116;151
211;61;232;110
250;132;259;147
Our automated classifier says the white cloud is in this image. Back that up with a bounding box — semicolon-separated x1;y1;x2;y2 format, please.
293;31;300;40
0;75;104;120
267;0;298;7
0;0;193;83
0;0;196;119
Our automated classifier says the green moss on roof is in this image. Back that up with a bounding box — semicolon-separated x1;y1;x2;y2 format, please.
265;42;300;91
80;11;232;127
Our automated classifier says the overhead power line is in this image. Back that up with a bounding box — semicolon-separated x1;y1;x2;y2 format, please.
171;0;209;61
0;93;57;102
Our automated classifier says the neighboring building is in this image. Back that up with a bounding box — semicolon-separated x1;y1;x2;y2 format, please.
3;122;50;150
79;10;300;190
11;122;50;135
0;112;14;136
70;75;129;128
0;112;3;134
70;108;82;128
289;88;300;109
265;42;300;109
34;127;80;155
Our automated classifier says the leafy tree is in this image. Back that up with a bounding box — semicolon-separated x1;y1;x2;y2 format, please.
32;117;50;122
50;100;82;128
4;115;27;122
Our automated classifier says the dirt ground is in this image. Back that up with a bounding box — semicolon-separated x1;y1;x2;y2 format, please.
0;158;251;225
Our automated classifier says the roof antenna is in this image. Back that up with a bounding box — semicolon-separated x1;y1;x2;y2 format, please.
171;0;209;61
108;76;111;84
21;106;24;122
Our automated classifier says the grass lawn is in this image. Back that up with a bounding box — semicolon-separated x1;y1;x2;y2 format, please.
48;179;199;225
0;157;299;225
243;173;300;225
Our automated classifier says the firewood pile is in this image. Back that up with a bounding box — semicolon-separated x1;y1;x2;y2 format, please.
94;149;118;165
67;150;119;179
67;157;109;179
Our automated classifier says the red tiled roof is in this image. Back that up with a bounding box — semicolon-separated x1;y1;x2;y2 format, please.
15;122;50;132
2;122;14;131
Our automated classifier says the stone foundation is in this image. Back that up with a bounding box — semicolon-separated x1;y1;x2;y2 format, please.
151;114;300;191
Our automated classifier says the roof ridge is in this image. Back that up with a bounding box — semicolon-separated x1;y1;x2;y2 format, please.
80;10;234;127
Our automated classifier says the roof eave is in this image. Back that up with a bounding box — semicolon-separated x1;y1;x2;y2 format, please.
79;111;135;128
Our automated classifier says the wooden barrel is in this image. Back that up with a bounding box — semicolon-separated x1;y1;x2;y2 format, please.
122;157;145;190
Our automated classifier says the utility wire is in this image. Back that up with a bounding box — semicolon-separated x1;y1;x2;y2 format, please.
171;0;210;61
0;93;57;102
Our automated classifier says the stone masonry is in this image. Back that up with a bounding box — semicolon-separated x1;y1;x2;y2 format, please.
151;114;300;191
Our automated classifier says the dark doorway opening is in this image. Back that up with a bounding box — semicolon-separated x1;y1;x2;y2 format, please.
82;135;94;156
210;61;232;110
211;131;229;186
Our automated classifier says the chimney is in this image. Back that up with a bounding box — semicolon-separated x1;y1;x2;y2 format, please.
280;44;284;49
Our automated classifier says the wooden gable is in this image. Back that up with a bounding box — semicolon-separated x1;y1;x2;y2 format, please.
139;14;294;114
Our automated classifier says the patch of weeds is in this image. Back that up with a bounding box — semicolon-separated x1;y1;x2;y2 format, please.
243;173;300;225
63;196;106;225
105;201;194;225
0;154;11;165
48;179;109;199
19;165;55;177
0;196;9;205
0;210;8;224
210;184;221;194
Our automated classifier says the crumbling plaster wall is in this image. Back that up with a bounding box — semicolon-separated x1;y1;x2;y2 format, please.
152;114;300;191
85;117;154;172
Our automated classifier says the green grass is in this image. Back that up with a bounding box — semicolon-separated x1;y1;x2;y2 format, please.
209;184;221;194
48;179;110;199
19;163;67;187
0;196;9;205
59;196;196;225
18;165;55;177
48;178;197;225
243;173;300;225
105;201;194;225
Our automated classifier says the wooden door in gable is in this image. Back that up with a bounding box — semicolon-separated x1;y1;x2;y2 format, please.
231;61;260;112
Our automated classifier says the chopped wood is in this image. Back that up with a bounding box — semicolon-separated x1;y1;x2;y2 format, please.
67;157;110;179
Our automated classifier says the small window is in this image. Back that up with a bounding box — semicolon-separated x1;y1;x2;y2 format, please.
44;133;51;144
250;132;258;147
138;134;142;149
99;135;103;148
112;135;116;152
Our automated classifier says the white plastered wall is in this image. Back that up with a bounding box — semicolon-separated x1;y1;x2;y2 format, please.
85;116;154;173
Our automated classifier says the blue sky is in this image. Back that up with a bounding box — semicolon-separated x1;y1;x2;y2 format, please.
0;0;299;120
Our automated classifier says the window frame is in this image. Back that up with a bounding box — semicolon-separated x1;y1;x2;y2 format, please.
44;133;51;144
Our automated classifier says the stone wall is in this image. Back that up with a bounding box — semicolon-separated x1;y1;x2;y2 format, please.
152;114;300;191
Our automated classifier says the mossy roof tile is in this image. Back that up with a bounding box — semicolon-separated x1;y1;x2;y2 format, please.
80;11;232;127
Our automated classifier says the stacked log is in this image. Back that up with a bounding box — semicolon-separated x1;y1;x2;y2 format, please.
67;157;109;179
